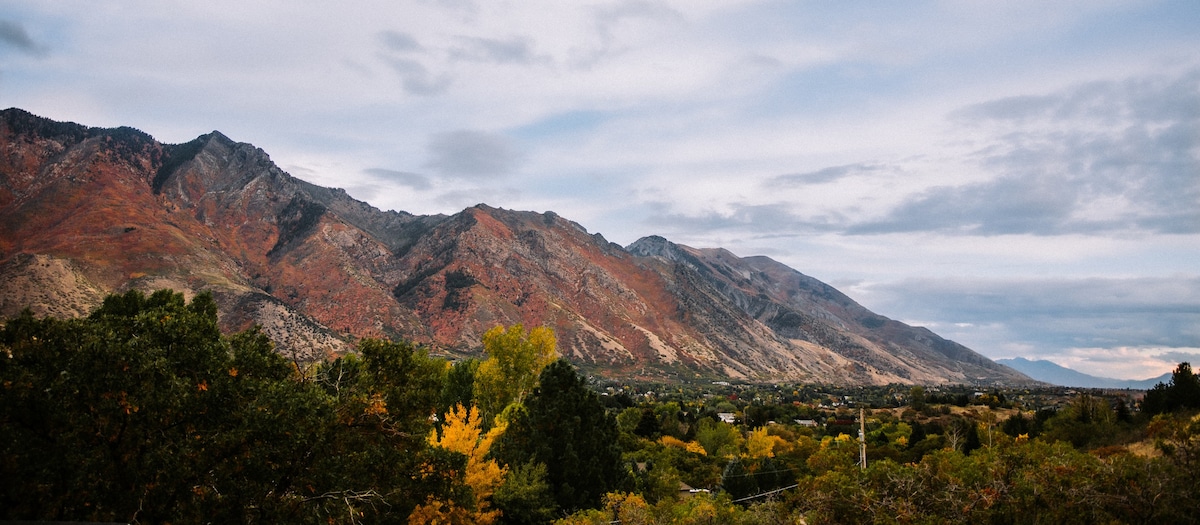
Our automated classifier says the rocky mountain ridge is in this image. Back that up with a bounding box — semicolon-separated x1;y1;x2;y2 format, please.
0;108;1033;385
998;358;1167;390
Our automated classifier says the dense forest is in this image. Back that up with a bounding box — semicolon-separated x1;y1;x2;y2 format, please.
2;290;1198;524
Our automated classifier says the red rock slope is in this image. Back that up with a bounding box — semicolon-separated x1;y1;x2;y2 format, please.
0;108;1032;385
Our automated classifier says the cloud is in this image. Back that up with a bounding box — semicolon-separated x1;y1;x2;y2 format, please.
848;175;1080;235
379;30;423;53
572;0;684;66
382;58;453;96
852;69;1200;236
363;168;432;191
952;70;1200;124
769;163;887;186
644;202;839;238
377;30;451;95
1155;350;1200;368
450;36;547;65
513;110;609;140
435;187;520;209
859;276;1200;353
1054;347;1200;381
423;0;478;13
844;275;1200;379
622;69;1198;243
425;129;523;179
0;19;47;57
592;0;683;37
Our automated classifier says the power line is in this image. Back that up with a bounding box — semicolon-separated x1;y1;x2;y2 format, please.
719;465;797;480
732;483;800;503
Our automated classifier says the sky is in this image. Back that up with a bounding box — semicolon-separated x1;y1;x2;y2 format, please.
3;0;1197;380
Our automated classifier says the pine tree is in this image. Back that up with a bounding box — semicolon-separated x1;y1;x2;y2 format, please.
1142;362;1200;414
494;359;626;515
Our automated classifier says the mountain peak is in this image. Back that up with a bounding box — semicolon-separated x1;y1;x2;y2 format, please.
0;108;1035;386
626;235;678;259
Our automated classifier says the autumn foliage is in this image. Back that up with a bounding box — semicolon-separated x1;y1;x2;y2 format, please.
474;324;558;421
410;404;507;525
3;290;1200;524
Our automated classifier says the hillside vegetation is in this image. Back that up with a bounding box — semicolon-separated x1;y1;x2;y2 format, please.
2;290;1198;524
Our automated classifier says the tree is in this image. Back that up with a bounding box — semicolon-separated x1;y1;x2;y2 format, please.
4;291;206;520
493;359;626;515
720;456;758;500
441;358;479;417
1143;362;1200;415
1042;393;1121;449
0;287;472;523
474;325;558;422
0;290;343;522
1002;411;1033;438
492;462;556;525
909;385;927;411
745;426;784;459
961;418;982;454
634;407;661;438
310;337;452;520
694;418;743;458
410;404;507;525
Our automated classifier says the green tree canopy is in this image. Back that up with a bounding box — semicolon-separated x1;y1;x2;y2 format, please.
0;289;456;524
442;357;479;414
493;359;626;517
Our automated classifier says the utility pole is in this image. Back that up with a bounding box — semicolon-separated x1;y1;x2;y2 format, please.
858;407;867;470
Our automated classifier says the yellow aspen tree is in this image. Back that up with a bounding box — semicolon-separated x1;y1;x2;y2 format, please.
410;403;508;525
659;435;708;456
474;324;558;420
660;435;689;450
746;426;784;458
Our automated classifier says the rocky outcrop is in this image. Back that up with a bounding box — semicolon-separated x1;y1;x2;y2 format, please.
0;108;1033;385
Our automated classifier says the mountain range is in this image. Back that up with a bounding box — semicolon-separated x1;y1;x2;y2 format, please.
997;358;1167;390
0;108;1034;385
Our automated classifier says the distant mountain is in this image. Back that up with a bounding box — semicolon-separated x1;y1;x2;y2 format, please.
998;358;1168;389
0;108;1036;385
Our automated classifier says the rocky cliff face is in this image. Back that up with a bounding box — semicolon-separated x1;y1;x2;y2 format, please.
0;108;1032;385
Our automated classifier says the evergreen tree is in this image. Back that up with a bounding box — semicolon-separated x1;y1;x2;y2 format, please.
1142;362;1200;415
634;407;660;438
493;462;556;525
493;359;626;515
441;357;479;418
908;420;927;446
1002;411;1033;437
720;456;757;500
962;419;982;454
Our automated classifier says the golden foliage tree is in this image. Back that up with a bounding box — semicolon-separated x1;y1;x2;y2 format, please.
659;435;708;456
409;403;507;525
746;426;785;459
474;324;557;420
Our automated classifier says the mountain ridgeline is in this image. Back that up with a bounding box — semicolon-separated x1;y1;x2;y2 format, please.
998;358;1170;389
0;108;1032;385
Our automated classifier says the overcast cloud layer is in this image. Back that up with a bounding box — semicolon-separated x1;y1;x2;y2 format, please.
4;0;1197;380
